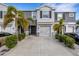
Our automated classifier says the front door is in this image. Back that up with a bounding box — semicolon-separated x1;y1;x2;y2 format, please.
29;26;36;35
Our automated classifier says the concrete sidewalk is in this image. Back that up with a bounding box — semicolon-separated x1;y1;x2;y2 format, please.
4;36;74;56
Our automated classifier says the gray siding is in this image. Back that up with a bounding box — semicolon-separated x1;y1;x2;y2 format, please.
55;12;76;22
23;11;32;19
64;12;76;22
23;11;37;25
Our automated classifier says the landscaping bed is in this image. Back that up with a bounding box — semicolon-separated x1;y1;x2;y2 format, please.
0;33;26;55
55;33;75;49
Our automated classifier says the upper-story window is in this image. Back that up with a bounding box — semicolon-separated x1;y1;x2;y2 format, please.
32;12;36;19
42;11;49;18
0;11;3;18
57;13;63;21
40;11;51;18
69;13;74;17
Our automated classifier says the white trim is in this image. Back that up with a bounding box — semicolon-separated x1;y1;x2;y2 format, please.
57;13;63;21
64;22;76;24
35;4;55;10
69;13;74;17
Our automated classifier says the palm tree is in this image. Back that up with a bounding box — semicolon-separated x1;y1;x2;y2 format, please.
59;19;64;34
3;6;29;41
16;11;29;34
53;19;64;35
53;23;60;33
3;6;17;29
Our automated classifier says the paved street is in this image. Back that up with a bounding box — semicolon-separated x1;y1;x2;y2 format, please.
4;36;74;56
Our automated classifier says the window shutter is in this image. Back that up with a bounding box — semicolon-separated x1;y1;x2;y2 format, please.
0;11;2;18
63;13;65;20
40;11;42;18
49;11;51;18
55;13;57;21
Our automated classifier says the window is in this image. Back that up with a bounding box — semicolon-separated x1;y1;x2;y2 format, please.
32;12;36;19
42;11;49;18
57;13;63;21
40;11;51;18
0;11;3;18
69;13;74;17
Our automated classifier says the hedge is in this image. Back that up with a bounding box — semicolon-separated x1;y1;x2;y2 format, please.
55;33;75;49
5;35;17;49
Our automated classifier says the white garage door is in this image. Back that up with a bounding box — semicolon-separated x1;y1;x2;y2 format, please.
66;25;74;33
39;26;51;36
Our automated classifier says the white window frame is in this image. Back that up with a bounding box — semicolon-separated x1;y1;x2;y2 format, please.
69;13;74;17
57;13;63;21
32;12;37;19
42;11;49;18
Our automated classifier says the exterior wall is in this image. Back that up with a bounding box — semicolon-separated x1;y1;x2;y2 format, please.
2;21;16;34
64;12;75;22
0;4;7;22
23;11;37;25
36;6;55;36
37;6;55;23
32;11;37;20
23;11;32;19
64;22;76;33
55;12;76;22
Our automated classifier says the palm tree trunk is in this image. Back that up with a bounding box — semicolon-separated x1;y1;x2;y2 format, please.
15;20;19;43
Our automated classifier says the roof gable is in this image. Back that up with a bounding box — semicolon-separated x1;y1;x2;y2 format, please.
35;4;55;10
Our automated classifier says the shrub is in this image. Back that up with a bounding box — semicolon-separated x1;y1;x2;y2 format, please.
55;33;63;42
63;35;75;48
55;33;59;39
5;35;17;49
58;34;64;42
18;33;26;41
55;33;75;49
21;33;26;39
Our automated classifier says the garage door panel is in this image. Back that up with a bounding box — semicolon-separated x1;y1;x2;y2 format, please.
39;26;51;36
66;25;74;33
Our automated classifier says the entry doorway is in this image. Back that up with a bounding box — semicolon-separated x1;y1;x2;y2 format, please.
29;25;36;35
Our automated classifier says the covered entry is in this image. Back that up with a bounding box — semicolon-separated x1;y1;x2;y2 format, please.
29;25;36;35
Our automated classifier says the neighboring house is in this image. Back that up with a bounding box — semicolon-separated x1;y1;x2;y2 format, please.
0;4;16;34
0;4;76;36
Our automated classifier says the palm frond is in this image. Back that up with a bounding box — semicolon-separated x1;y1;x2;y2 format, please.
53;24;60;31
3;15;14;29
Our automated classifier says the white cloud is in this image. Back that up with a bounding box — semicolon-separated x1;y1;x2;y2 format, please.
46;3;77;12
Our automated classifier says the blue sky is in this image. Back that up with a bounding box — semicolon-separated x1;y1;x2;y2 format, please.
5;3;79;20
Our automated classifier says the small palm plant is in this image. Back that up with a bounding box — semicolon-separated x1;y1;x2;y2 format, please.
53;19;64;35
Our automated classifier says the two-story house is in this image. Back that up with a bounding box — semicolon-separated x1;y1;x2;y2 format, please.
24;4;76;37
0;4;76;37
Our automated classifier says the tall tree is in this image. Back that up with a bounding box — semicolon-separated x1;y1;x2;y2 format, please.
3;6;29;41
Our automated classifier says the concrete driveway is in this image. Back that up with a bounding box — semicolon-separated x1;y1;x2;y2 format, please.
4;36;74;56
